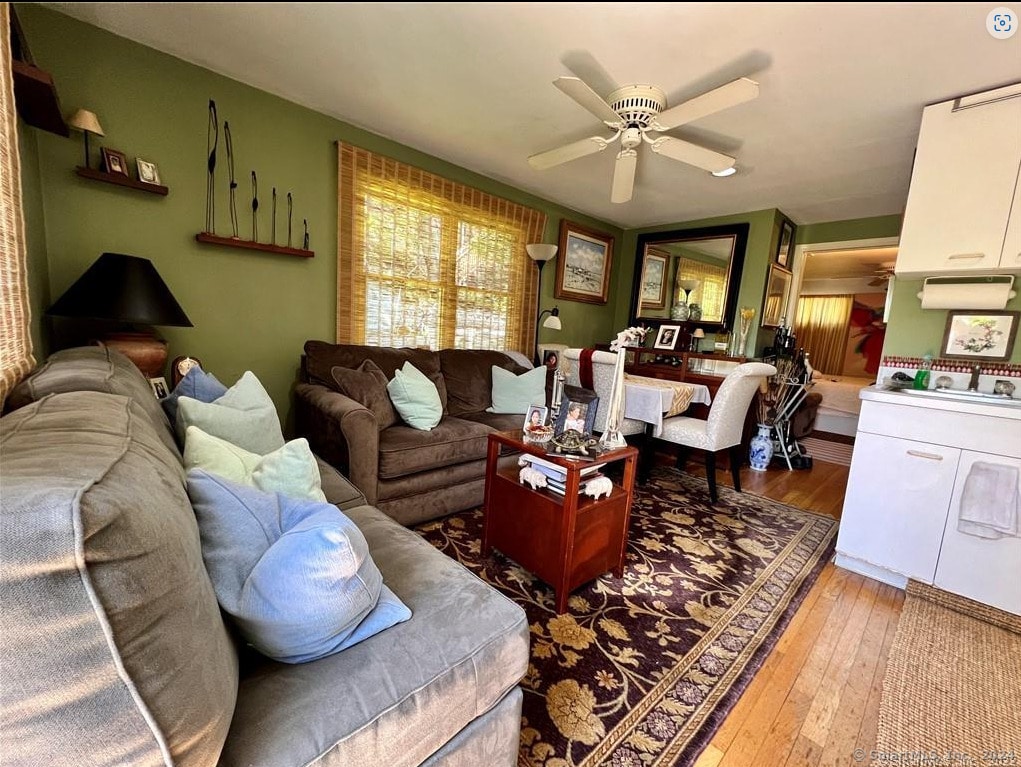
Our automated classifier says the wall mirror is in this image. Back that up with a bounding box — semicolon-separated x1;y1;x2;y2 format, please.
761;264;793;328
631;223;749;331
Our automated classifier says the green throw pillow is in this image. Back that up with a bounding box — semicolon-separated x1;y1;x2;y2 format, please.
183;426;327;503
176;371;284;455
386;361;442;430
488;365;546;414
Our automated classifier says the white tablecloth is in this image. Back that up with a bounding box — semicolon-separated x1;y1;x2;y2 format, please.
623;379;712;437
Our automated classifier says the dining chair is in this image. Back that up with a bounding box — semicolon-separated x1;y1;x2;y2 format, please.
658;362;777;504
562;348;646;436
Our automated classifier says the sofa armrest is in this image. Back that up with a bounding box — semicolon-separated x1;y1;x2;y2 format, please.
295;383;380;505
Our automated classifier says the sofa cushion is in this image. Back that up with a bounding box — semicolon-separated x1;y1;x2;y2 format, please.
6;345;178;455
176;371;285;455
304;341;447;412
187;471;411;664
218;502;529;767
0;392;238;767
458;410;528;433
330;360;397;430
438;349;527;417
378;417;491;479
183;425;327;502
387;361;443;431
162;364;228;425
488;365;547;414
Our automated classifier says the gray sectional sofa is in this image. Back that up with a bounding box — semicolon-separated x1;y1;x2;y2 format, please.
0;346;529;767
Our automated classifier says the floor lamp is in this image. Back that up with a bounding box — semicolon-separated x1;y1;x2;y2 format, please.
526;244;561;364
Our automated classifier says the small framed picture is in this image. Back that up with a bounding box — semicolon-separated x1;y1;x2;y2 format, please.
775;217;795;268
149;376;169;400
524;404;549;431
542;349;561;370
654;324;681;350
941;311;1019;361
136;158;161;185
101;148;129;177
554;385;599;436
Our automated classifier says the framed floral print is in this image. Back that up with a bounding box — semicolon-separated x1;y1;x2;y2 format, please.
941;311;1019;361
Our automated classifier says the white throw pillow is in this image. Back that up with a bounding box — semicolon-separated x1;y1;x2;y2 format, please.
176;371;284;455
386;361;443;430
488;365;547;414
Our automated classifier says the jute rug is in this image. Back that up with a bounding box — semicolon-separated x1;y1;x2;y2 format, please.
875;581;1021;763
417;467;836;766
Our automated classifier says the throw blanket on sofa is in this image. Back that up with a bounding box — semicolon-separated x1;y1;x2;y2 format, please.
579;348;596;390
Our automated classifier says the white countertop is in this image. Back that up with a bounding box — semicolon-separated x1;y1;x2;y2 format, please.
860;385;1021;420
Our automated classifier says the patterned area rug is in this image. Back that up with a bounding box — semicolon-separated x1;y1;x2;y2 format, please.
416;468;837;767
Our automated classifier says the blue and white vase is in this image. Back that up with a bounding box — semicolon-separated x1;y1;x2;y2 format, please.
749;424;774;472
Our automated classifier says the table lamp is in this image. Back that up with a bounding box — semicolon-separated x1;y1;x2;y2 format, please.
526;243;562;364
67;109;104;170
47;252;192;377
690;328;705;352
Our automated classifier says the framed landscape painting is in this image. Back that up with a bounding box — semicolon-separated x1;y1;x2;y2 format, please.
941;311;1019;361
555;220;614;305
640;250;668;309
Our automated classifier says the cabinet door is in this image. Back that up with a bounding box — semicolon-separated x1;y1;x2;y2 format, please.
896;85;1021;277
934;451;1021;615
837;433;960;582
1001;166;1021;268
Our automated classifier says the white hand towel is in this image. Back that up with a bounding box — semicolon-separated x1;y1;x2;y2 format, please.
957;462;1020;539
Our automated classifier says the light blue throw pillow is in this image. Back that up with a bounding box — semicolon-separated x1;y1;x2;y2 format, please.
187;470;411;664
386;361;442;430
176;371;284;455
161;364;227;424
488;364;547;414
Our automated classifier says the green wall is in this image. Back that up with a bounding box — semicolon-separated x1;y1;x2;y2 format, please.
795;214;902;245
18;5;622;420
18;122;50;358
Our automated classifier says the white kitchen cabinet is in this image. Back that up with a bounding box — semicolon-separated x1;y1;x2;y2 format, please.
895;82;1021;278
836;432;960;586
934;451;1021;615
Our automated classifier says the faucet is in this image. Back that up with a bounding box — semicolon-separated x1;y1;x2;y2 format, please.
968;364;982;392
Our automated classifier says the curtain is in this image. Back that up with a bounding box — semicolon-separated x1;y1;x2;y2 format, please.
0;2;35;403
337;143;546;353
677;258;727;320
794;295;853;374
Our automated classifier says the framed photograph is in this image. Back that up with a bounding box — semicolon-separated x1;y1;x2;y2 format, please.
775;217;795;268
524;404;549;431
101;148;129;177
639;250;669;309
555;219;614;305
654;324;681;350
149;376;169;400
761;264;793;328
136;158;161;185
555;386;599;436
941;311;1019;361
542;349;561;370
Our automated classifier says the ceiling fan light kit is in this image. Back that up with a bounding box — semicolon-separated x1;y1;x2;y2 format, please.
529;74;758;203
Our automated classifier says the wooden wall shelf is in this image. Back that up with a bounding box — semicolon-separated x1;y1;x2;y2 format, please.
13;60;68;136
75;166;168;196
194;232;314;258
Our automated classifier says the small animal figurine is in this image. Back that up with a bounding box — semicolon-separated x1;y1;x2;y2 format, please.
519;466;548;490
583;476;613;500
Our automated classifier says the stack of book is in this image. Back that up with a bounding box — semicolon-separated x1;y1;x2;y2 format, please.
522;454;607;497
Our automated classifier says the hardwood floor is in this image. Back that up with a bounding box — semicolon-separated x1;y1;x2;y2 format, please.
679;457;905;767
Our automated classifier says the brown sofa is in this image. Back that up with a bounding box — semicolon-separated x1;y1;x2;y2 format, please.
296;341;537;525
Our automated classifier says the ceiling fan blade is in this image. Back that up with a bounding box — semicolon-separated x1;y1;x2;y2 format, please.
652;77;759;131
611;149;637;204
528;135;611;170
649;136;735;173
554;76;622;126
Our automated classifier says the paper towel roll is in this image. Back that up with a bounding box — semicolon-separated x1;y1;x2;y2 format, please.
918;281;1015;309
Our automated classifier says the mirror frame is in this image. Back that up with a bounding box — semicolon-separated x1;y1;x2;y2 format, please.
631;223;749;333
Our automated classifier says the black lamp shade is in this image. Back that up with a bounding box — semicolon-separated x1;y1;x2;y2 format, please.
47;253;192;327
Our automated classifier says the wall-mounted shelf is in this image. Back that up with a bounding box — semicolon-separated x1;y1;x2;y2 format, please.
194;232;314;258
75;166;168;196
12;60;68;136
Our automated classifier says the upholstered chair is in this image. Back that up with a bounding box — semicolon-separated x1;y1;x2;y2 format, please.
658;362;777;504
562;348;646;436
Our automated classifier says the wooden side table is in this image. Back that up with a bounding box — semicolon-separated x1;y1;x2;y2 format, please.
482;431;638;613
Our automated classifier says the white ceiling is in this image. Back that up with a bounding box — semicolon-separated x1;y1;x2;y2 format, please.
49;2;1021;229
804;246;899;279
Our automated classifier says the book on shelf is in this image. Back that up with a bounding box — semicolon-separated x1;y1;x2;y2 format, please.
523;453;605;477
546;472;606;495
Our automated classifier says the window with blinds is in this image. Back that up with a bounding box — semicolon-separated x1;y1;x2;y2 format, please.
678;258;728;322
0;2;35;403
337;143;546;352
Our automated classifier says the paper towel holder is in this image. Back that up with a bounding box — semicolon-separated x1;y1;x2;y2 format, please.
917;274;1016;310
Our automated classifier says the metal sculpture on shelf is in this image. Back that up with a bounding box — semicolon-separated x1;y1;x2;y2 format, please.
204;100;218;233
303;219;309;251
271;187;277;245
224;122;239;239
287;193;293;247
251;171;259;242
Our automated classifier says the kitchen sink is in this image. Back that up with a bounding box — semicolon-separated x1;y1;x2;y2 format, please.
895;387;1021;407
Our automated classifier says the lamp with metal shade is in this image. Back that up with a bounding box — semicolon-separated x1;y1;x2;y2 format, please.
526;243;562;364
67;109;104;170
47;253;192;377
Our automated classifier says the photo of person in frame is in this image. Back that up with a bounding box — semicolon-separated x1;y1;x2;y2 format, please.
523;404;549;431
563;401;587;432
542;349;560;370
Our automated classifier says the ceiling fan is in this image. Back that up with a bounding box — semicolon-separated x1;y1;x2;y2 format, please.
528;74;759;203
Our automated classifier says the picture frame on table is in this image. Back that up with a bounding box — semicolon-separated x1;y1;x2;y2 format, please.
654;324;681;350
524;404;549;430
555;219;614;305
101;148;129;177
554;385;599;437
775;217;795;268
542;349;561;371
149;376;169;400
940;310;1019;361
639;250;669;309
136;158;161;186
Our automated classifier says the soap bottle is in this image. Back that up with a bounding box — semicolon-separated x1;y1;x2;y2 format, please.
913;354;932;390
